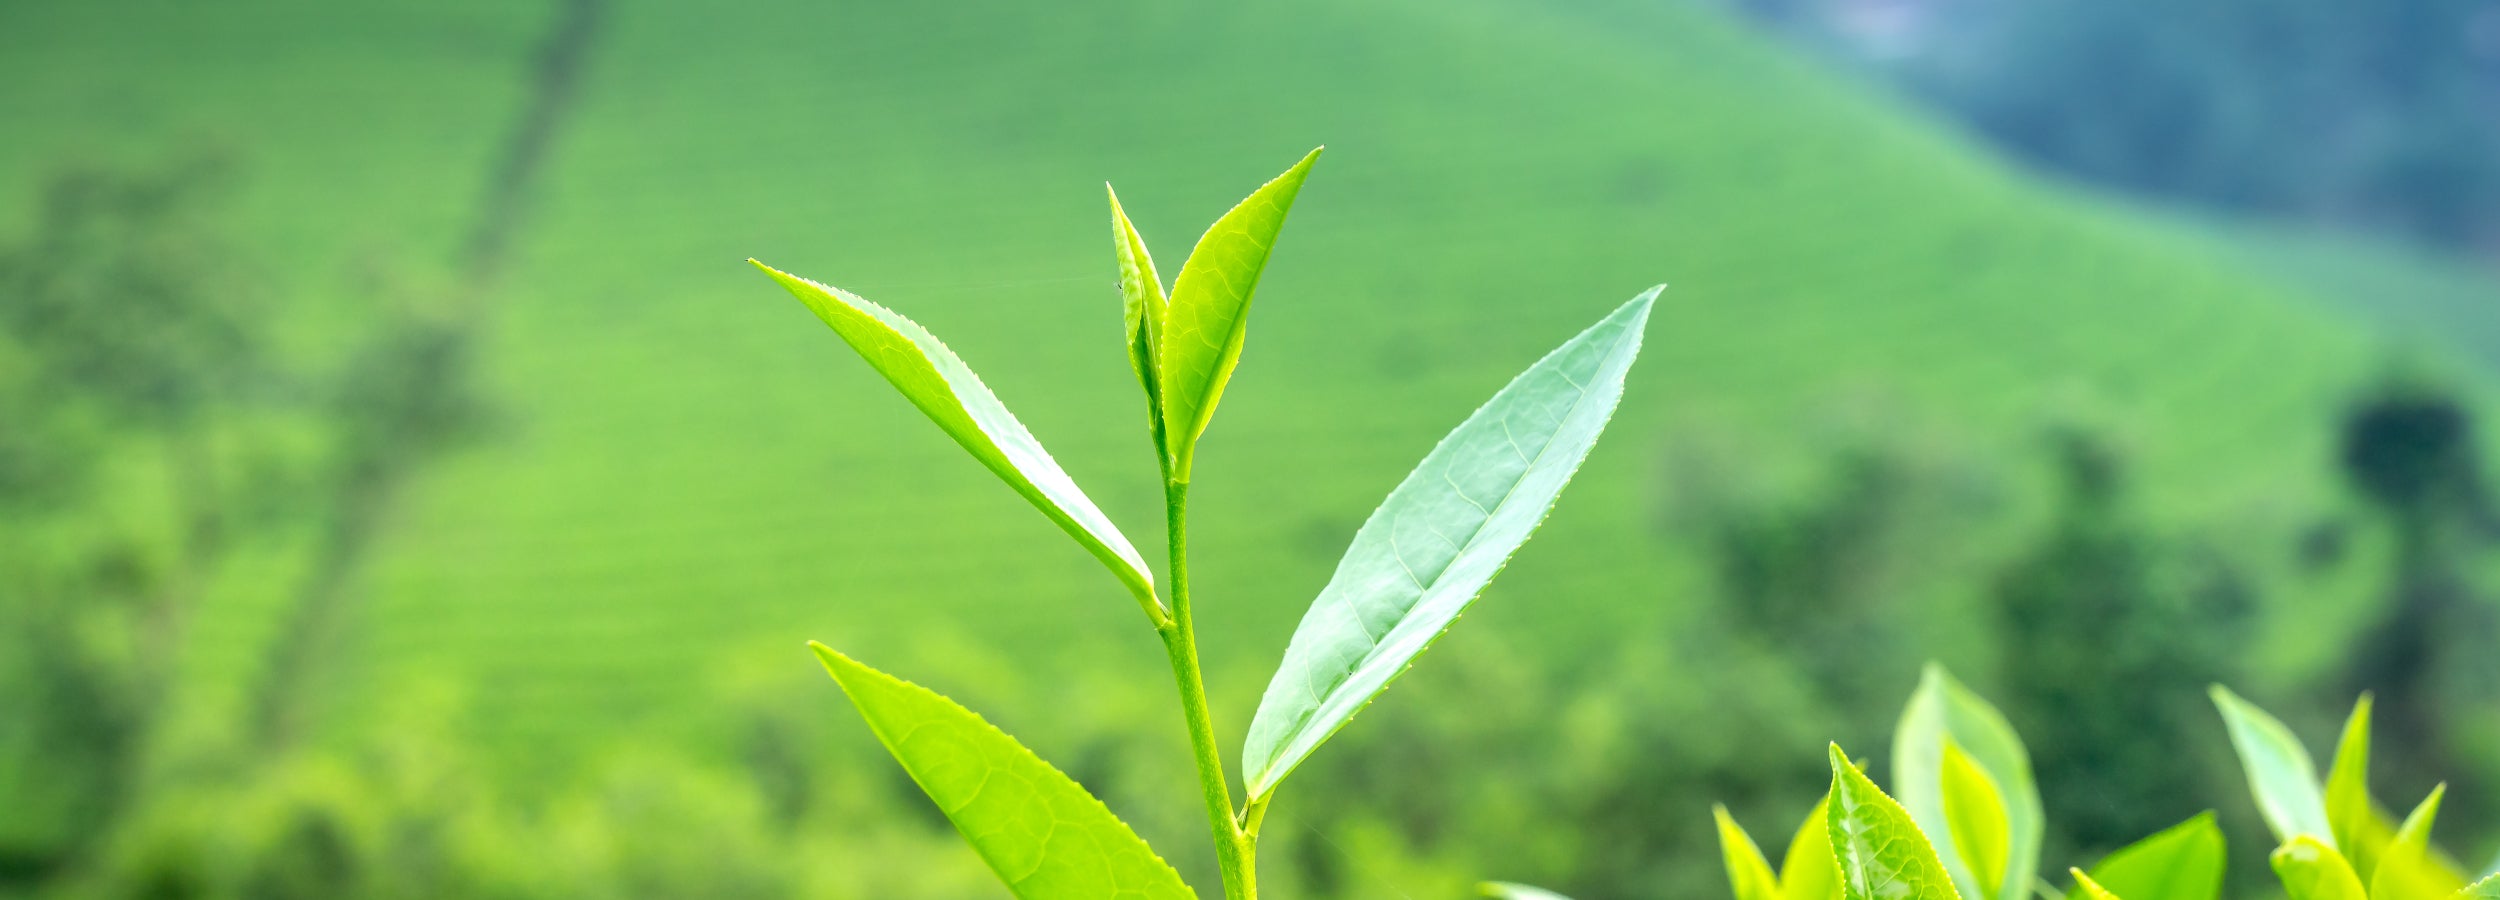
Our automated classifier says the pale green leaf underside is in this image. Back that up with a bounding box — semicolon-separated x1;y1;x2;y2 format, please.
2212;685;2335;848
1894;664;2042;900
1829;743;1964;900
754;261;1157;616
810;644;1194;900
2086;812;2225;900
1482;883;1577;900
1239;287;1659;799
1157;147;1321;479
2272;836;2367;900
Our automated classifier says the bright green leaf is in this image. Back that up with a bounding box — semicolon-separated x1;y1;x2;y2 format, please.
1482;883;1577;900
2325;694;2375;875
2371;785;2448;900
2071;869;2123;900
2211;685;2334;847
1894;664;2041;900
1718;804;1786;900
1107;185;1168;465
754;261;1160;621
1829;743;1963;900
2086;812;2225;900
1156;148;1321;480
2272;836;2366;900
1239;288;1659;800
1942;740;2012;898
809;643;1195;900
1783;793;1843;900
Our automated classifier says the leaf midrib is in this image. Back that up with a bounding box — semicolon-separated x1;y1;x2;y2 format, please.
1264;318;1630;776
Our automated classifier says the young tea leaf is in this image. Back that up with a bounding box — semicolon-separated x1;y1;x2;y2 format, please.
2272;836;2366;900
754;262;1160;621
1828;743;1963;900
1783;793;1843;900
1107;186;1169;465
2211;685;2334;847
810;644;1196;900
1718;804;1786;900
2370;785;2448;900
1238;288;1660;801
2072;869;2124;900
1894;664;2041;900
2325;694;2375;874
1483;883;1577;900
1942;740;2012;898
1156;148;1321;480
2086;812;2225;900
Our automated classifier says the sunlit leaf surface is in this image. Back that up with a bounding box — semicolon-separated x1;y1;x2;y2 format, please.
1829;743;1963;900
811;644;1195;900
754;261;1158;617
2086;812;2225;900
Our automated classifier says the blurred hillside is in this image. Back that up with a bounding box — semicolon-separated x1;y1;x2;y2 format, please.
4;0;2499;897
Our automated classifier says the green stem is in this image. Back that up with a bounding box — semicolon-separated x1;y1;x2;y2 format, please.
1159;478;1257;900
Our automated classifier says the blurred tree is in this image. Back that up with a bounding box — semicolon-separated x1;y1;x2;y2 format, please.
0;153;272;885
1989;429;2254;859
2333;381;2500;832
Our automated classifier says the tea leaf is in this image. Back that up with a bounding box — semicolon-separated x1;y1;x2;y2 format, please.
2370;785;2448;900
754;261;1159;620
1828;743;1963;900
2271;836;2366;900
2325;695;2375;874
2086;812;2225;900
2071;869;2124;900
1239;288;1659;800
1157;148;1321;480
1783;793;1843;900
2211;686;2334;847
1894;664;2041;900
1482;883;1577;900
1942;740;2012;897
2457;873;2500;899
810;643;1195;900
1107;185;1169;464
1718;804;1786;900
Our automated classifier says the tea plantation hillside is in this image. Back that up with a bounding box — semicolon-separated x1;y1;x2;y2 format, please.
0;0;2434;779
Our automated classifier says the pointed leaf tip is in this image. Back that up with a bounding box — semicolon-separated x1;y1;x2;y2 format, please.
1828;741;1962;900
2212;685;2334;848
1895;664;2041;900
1156;149;1324;479
753;260;1163;623
1240;289;1652;801
2086;812;2225;900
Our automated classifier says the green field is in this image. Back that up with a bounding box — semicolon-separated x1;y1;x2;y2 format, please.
2;0;2465;886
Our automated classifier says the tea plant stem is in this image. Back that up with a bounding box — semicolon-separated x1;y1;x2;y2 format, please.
1158;479;1257;900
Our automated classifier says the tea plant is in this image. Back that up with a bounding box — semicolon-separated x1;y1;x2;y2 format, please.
749;149;1659;900
2211;689;2495;900
1494;670;2500;900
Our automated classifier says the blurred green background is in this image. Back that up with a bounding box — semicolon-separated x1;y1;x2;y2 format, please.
5;0;2500;897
